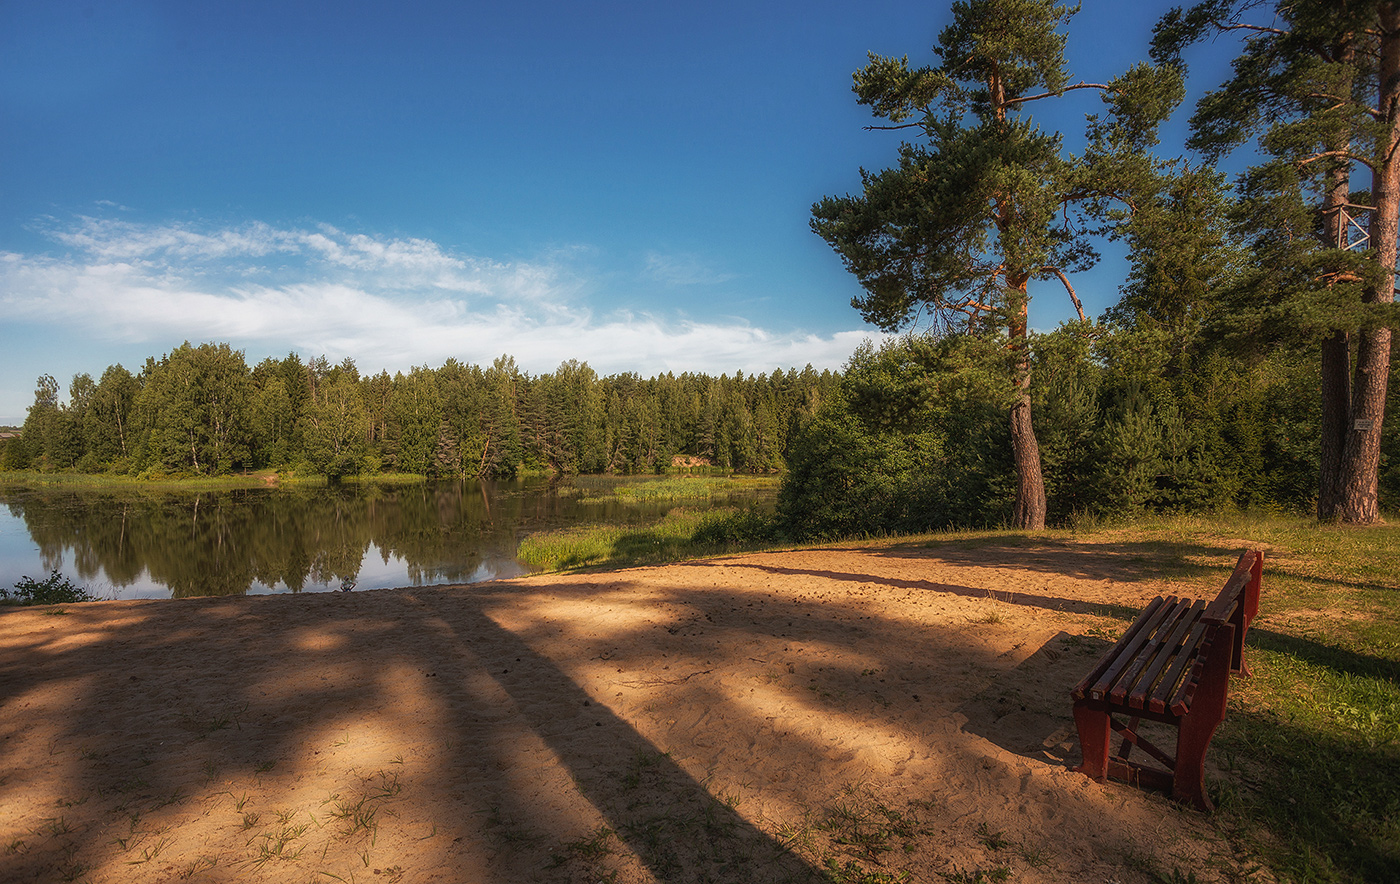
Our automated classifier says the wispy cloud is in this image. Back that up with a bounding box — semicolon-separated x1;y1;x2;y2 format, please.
642;251;737;287
2;218;880;379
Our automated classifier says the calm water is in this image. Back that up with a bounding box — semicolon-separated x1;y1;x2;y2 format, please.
0;477;772;600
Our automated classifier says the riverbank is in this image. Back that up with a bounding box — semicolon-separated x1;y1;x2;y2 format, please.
1;525;1395;882
0;469;429;491
0;540;1252;882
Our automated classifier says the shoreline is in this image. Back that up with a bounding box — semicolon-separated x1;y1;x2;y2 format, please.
0;542;1248;882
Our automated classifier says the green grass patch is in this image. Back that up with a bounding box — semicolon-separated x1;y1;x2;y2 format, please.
579;475;779;504
0;469;296;491
516;505;780;571
0;467;436;491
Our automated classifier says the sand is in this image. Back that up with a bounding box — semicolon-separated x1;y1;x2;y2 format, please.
0;541;1250;883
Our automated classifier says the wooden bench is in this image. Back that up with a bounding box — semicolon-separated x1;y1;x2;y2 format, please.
1070;549;1263;811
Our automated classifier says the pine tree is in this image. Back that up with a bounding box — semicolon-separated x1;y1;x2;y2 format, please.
1155;0;1400;521
812;0;1181;527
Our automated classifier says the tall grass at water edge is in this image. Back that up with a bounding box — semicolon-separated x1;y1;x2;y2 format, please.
516;506;779;571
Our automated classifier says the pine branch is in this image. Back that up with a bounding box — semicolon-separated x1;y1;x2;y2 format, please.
1037;267;1086;321
1297;149;1376;173
1219;23;1287;37
1001;82;1111;107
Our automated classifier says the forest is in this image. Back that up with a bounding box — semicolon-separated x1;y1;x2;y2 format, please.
8;0;1400;538
1;347;839;482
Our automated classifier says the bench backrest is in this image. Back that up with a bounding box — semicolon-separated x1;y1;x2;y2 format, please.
1201;548;1263;675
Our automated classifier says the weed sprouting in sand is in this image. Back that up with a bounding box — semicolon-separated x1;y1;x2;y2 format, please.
819;784;922;862
176;856;217;879
321;769;405;847
824;857;912;884
940;866;1011;884
248;821;310;867
180;710;232;739
548;825;618;874
974;822;1009;851
126;835;172;865
325;794;381;842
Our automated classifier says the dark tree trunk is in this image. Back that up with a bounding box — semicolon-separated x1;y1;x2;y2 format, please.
1008;291;1047;530
1318;38;1357;521
1010;383;1047;529
1319;329;1352;518
1338;6;1400;524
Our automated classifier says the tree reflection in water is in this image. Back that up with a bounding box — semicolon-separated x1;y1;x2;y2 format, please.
0;478;693;599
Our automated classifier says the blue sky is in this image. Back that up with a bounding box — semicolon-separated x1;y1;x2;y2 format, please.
0;0;1227;424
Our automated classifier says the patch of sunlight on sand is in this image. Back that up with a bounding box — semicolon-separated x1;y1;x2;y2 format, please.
495;594;661;635
290;626;349;653
732;681;930;778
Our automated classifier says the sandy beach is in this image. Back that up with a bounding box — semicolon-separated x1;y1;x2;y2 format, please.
0;540;1249;883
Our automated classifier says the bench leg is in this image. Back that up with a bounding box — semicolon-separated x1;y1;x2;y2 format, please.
1172;626;1235;812
1073;702;1111;781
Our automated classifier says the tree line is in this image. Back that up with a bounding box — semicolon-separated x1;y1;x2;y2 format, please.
3;345;839;480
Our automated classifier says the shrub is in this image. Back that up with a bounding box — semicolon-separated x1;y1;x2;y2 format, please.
2;570;96;605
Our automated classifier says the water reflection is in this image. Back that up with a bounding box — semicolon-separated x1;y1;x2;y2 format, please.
0;478;750;600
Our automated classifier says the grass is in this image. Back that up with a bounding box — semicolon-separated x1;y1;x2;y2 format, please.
517;505;780;571
0;467;432;491
0;469;291;491
582;475;779;504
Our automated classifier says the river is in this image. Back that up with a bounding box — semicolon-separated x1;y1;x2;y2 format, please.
0;476;774;600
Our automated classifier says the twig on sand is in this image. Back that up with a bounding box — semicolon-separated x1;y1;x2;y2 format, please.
617;669;714;687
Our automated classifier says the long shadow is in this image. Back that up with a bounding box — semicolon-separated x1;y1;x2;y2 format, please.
867;537;1239;583
0;584;841;882
398;592;823;883
955;631;1112;767
1248;627;1400;685
701;560;1142;621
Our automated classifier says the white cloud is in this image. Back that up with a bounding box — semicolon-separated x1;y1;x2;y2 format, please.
642;251;737;287
1;218;883;384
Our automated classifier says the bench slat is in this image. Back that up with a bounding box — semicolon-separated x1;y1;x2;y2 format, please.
1128;598;1207;711
1084;596;1182;701
1109;598;1201;707
1150;619;1209;714
1070;595;1170;701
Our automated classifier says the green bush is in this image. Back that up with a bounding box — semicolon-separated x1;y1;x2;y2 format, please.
3;570;96;605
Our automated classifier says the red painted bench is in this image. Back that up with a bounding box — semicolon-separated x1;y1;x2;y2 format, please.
1070;549;1263;811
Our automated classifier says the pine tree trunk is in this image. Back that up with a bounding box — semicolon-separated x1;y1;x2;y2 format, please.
1338;6;1400;524
1318;38;1356;521
1008;291;1047;530
1318;330;1351;518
